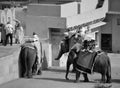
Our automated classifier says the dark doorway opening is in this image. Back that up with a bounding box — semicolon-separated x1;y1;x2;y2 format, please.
49;28;64;66
101;34;112;52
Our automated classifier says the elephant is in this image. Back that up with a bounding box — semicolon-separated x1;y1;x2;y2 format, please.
65;49;111;83
55;33;82;60
19;43;42;78
55;32;111;83
55;33;82;72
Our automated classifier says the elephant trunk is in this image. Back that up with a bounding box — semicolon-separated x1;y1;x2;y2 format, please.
55;49;64;60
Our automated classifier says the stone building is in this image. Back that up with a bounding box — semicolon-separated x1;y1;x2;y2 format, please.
25;0;108;67
90;0;120;53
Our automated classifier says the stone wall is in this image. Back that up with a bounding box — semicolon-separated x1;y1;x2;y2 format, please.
0;47;20;85
0;8;15;26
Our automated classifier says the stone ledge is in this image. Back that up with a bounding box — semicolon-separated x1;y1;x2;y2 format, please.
0;46;20;85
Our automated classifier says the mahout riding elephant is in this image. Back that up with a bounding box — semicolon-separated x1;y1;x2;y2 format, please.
55;33;82;72
19;43;42;78
65;49;111;83
55;33;82;60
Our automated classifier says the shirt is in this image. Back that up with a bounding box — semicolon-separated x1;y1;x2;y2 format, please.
6;24;14;34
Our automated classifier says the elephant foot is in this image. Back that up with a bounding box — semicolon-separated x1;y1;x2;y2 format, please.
37;70;42;75
32;72;37;75
83;79;89;82
23;73;28;78
100;80;106;83
71;69;76;73
106;80;111;83
74;80;79;83
65;76;69;80
66;78;69;80
32;70;37;75
27;76;33;78
55;58;59;60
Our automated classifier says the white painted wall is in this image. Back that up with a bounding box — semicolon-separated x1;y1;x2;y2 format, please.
61;2;78;17
80;0;98;13
0;10;6;24
66;0;108;28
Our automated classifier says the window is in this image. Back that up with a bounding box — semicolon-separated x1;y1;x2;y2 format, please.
117;18;120;25
77;3;80;14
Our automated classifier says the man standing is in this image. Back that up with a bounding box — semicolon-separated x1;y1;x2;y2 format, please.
5;22;14;46
32;32;42;75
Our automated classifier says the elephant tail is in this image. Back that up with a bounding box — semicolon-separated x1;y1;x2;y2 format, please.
106;56;112;82
40;42;43;63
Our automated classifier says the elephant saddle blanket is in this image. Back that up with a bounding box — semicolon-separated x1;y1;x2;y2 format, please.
76;51;97;74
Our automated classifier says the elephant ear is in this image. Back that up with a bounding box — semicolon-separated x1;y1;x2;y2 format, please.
70;50;77;59
73;52;77;59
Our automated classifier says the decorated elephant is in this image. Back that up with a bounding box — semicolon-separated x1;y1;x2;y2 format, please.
55;33;82;72
19;43;42;78
66;49;111;83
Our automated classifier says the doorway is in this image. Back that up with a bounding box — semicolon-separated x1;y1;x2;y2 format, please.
49;28;64;66
101;34;112;52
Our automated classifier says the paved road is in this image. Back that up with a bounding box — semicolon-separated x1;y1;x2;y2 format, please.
0;52;120;88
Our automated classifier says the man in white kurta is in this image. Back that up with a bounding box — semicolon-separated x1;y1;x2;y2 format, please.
32;32;42;74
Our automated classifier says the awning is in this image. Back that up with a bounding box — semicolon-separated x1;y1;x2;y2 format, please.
89;22;106;30
84;33;95;40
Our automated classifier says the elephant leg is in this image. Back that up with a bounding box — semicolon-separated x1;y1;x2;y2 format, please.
75;71;81;83
101;74;106;83
65;61;71;80
19;49;26;77
82;73;89;82
37;66;42;75
32;62;37;75
71;61;76;73
20;48;28;78
106;67;111;83
55;49;64;60
106;74;111;83
25;48;36;78
36;63;42;75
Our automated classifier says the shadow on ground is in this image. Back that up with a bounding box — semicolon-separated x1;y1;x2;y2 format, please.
34;77;98;84
34;77;74;83
111;79;120;83
44;67;67;73
95;78;120;83
93;83;112;88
